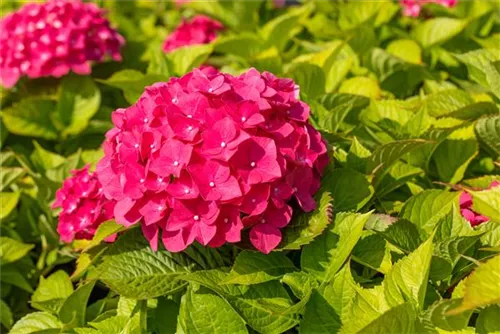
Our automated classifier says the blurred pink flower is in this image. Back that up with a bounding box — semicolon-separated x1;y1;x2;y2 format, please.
163;15;223;53
0;0;125;88
459;181;499;226
96;67;328;254
53;165;116;243
401;0;458;17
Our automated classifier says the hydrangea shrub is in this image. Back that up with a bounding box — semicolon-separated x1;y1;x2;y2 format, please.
0;0;124;88
95;67;327;254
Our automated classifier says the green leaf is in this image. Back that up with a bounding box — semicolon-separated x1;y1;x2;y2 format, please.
340;284;390;333
356;302;417;334
281;272;318;301
413;18;468;48
386;39;422;64
317;93;370;133
56;75;101;137
448;255;500;314
260;6;308;51
399;190;461;235
339;76;381;99
475;115;500;158
286;63;325;99
432;126;478;184
422;89;474;118
177;287;247;334
153;297;180;334
476;305;500;334
383;235;434;309
95;229;195;299
346;137;372;173
1;99;59;140
10;312;62;334
250;47;282;74
83;220;125;252
59;281;95;327
223;251;296;285
96;70;168;104
322;169;374;212
88;314;139;334
0;265;33;293
0;167;24;192
166;43;214;76
32;270;74;314
470;186;500;222
352;232;392;274
279;190;333;250
0;237;33;264
214;33;263;58
301;212;371;282
30;142;66;173
428;299;473;331
367;139;432;177
380;219;422;252
455;49;500;99
376;162;424;198
0;299;13;330
181;270;299;333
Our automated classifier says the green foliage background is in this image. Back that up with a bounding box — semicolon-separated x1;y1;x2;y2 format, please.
1;1;500;333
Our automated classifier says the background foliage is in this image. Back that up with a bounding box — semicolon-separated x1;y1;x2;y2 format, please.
1;0;500;333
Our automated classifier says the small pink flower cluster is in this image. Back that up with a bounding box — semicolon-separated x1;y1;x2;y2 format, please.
52;166;116;243
0;0;124;88
459;181;499;226
95;67;328;254
400;0;457;17
163;15;223;53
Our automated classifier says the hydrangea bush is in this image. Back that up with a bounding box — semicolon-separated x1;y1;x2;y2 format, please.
1;1;500;334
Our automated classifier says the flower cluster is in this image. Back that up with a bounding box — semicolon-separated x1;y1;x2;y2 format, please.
52;166;116;243
0;0;124;88
400;0;457;17
459;181;499;226
96;67;328;254
163;15;223;53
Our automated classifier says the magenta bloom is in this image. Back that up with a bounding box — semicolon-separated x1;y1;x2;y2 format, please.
459;181;499;227
163;15;223;53
0;0;125;88
400;0;457;17
52;165;116;243
96;67;328;254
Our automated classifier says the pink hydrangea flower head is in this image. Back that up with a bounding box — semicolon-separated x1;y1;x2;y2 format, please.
400;0;458;17
96;66;328;254
52;165;116;243
0;0;125;88
163;15;223;53
459;181;499;227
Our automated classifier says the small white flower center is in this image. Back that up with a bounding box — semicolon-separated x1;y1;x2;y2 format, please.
194;215;200;221
261;219;266;223
150;144;155;149
208;88;214;93
158;177;163;183
184;188;190;194
82;192;87;196
209;181;215;187
143;118;148;123
171;98;178;104
220;142;226;148
187;126;193;131
250;161;256;167
293;187;298;192
251;199;256;203
158;206;163;211
224;218;229;223
187;115;193;118
173;161;179;166
241;117;247;122
140;178;145;183
134;144;139;148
